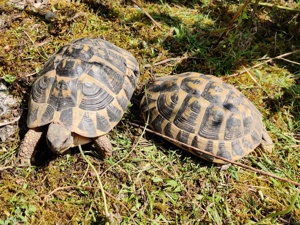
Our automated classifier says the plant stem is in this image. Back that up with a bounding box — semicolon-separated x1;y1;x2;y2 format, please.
78;145;110;220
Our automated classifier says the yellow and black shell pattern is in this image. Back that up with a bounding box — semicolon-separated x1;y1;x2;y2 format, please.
28;38;140;138
141;72;267;164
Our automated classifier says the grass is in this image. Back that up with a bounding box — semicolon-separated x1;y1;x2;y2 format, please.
0;0;300;224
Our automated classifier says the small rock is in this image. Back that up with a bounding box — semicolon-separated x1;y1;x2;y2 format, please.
44;11;56;22
0;125;16;142
0;83;20;142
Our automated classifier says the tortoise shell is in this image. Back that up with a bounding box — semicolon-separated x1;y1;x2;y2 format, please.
140;72;273;164
28;38;140;138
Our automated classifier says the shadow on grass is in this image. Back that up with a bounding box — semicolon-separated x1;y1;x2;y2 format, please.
131;1;300;75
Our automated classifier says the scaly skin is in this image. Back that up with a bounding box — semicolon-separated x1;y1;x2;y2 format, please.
18;128;43;165
261;127;274;153
18;125;112;165
93;135;112;158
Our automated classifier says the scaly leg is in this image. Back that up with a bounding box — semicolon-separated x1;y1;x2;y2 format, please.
93;135;112;159
18;128;43;165
261;127;273;153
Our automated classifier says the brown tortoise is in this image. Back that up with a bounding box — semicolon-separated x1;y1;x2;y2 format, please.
19;38;140;164
140;72;273;164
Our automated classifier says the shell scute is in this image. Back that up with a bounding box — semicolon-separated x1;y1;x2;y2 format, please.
79;82;114;111
176;130;190;145
217;142;231;159
224;114;243;140
59;108;73;129
47;78;77;111
231;140;244;156
78;112;97;136
198;105;224;140
106;104;122;122
96;113;111;133
41;105;55;124
31;75;54;103
141;72;273;164
28;38;140;138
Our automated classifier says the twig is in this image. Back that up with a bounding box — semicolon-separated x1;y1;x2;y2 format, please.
129;122;300;187
78;145;110;221
280;57;300;66
153;56;189;66
131;0;163;30
102;121;147;176
144;55;191;68
258;2;300;12
0;166;13;171
228;50;300;77
229;0;251;26
0;116;20;127
243;65;262;88
243;65;274;99
25;71;37;77
43;186;77;203
160;27;175;44
23;31;48;60
42;185;131;214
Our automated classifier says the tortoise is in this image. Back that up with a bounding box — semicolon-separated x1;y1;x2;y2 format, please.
140;72;273;164
19;38;140;164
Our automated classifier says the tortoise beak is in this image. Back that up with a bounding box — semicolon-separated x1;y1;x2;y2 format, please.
46;123;73;154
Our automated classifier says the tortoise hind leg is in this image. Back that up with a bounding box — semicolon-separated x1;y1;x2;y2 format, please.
18;128;43;165
261;127;273;153
93;135;112;159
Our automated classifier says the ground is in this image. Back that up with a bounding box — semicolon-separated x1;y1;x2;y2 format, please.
0;0;299;224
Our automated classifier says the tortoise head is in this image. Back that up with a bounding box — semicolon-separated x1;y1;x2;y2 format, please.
46;123;74;154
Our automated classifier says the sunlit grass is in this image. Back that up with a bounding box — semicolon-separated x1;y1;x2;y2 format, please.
0;0;299;224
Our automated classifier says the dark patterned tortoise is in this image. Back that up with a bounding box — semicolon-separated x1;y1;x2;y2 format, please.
140;72;273;164
19;38;140;164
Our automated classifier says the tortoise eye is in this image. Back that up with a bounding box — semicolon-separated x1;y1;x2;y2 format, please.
82;82;101;97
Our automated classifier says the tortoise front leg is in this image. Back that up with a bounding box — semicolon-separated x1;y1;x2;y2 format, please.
261;127;273;153
93;135;112;159
18;128;43;165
